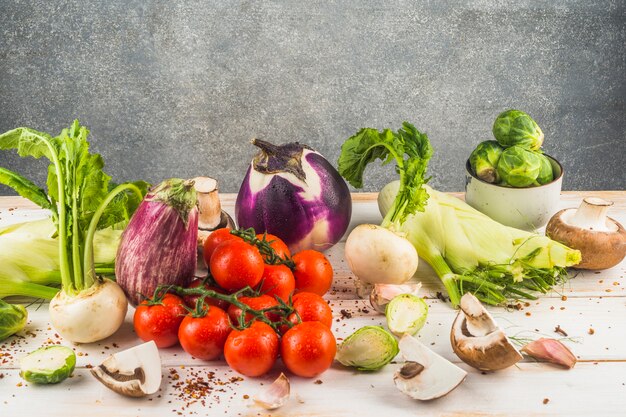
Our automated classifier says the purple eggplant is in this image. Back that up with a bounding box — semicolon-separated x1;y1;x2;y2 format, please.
116;178;198;305
236;139;351;253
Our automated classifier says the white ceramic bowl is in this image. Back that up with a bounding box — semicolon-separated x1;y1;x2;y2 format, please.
465;155;564;231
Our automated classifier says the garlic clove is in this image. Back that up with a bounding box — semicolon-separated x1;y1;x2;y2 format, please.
253;372;290;410
521;338;577;369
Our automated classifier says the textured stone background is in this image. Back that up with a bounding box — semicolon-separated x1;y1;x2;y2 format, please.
1;0;624;195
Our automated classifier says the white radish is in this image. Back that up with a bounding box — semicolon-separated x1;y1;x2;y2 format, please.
344;224;419;285
49;279;128;344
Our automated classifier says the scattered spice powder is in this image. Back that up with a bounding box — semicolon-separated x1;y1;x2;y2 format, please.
561;295;567;301
543;398;550;405
314;380;323;385
167;368;244;414
340;309;352;319
588;328;595;335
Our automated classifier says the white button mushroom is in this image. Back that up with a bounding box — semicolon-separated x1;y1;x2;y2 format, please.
91;341;162;397
394;334;467;400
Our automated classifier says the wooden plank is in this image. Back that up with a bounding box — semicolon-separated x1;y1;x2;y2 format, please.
1;294;623;374
0;362;624;416
1;192;625;416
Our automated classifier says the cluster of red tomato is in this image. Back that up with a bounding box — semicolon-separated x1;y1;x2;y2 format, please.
133;229;337;378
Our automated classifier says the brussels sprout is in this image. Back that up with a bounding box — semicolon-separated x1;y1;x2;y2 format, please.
469;140;504;183
20;345;76;384
496;146;543;188
535;154;554;185
386;294;428;336
336;326;399;371
0;300;27;341
493;110;544;150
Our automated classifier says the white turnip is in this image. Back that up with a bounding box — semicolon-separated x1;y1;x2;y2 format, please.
344;224;418;285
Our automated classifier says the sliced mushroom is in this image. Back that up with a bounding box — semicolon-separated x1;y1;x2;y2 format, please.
546;197;626;270
394;334;467;400
253;372;290;410
450;293;522;371
369;283;422;314
91;341;162;397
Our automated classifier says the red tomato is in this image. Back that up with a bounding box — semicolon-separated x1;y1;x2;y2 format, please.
281;321;336;377
133;293;187;348
178;306;232;360
293;250;333;296
258;264;295;302
227;295;280;326
203;228;240;266
289;292;333;328
256;233;291;260
210;240;264;292
224;321;279;377
182;279;230;311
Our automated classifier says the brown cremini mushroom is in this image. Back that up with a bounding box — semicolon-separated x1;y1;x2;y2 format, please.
450;293;522;371
546;197;626;270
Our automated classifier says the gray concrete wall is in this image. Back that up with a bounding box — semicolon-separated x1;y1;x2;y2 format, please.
1;0;624;195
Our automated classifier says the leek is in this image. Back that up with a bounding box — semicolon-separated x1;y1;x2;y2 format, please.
0;218;123;299
379;182;581;306
338;123;581;307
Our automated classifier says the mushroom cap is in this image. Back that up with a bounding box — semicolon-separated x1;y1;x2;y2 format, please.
546;208;626;270
450;293;522;371
394;334;467;400
90;341;162;397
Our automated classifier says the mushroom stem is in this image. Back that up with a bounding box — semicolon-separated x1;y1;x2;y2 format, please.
193;177;222;230
571;197;615;232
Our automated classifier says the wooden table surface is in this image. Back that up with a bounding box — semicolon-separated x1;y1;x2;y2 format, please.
1;192;625;417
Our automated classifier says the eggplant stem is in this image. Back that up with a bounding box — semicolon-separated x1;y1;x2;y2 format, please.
251;138;282;155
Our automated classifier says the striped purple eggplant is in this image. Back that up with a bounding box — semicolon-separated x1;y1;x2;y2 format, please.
116;178;198;305
236;139;351;253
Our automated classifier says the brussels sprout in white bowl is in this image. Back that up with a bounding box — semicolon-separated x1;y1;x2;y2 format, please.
465;156;564;231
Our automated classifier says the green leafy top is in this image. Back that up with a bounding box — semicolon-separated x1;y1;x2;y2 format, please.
0;120;147;295
338;122;433;225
